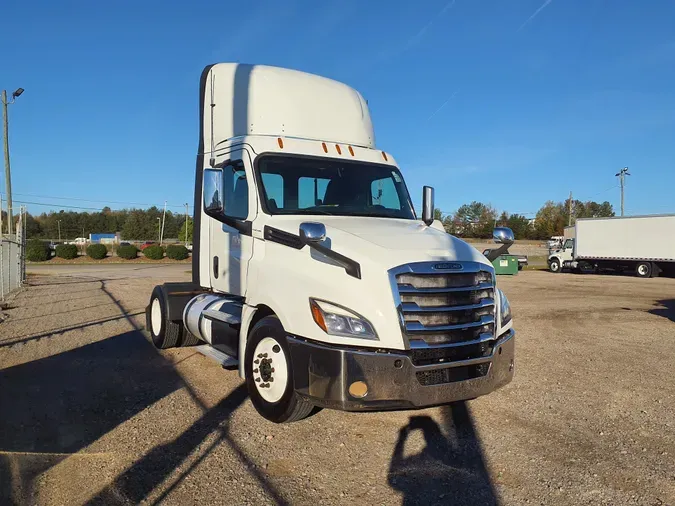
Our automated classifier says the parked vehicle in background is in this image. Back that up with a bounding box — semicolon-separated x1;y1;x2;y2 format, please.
66;237;88;246
547;236;564;251
120;242;132;247
547;214;675;277
145;63;517;424
140;241;156;251
186;244;193;252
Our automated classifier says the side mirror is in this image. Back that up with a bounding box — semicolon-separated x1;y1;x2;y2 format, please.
203;168;224;213
493;227;514;245
422;186;434;226
299;222;326;244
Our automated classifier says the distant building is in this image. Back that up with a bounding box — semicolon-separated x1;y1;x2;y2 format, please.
89;233;120;245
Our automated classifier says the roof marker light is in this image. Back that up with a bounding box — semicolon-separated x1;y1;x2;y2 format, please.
348;146;354;156
382;152;388;161
322;142;328;153
278;138;284;149
335;144;342;155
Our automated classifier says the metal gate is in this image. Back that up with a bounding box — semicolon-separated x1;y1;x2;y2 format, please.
1;205;26;301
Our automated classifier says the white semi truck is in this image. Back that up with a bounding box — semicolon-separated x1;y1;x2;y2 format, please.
548;214;675;277
146;64;516;423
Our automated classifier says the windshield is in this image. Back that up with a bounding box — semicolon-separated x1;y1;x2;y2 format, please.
257;155;416;219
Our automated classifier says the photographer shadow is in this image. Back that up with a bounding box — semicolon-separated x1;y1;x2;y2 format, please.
388;402;498;506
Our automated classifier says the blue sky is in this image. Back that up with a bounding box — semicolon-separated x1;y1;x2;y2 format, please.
2;0;674;218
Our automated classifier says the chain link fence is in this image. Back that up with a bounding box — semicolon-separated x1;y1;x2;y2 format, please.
1;208;26;301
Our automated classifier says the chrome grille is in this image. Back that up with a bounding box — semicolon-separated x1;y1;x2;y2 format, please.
390;262;496;350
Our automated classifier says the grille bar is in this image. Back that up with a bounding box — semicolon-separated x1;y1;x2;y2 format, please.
401;298;494;313
397;281;493;294
405;315;494;333
409;332;495;350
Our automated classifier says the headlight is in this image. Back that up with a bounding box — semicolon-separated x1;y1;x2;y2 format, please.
309;299;377;340
497;288;512;326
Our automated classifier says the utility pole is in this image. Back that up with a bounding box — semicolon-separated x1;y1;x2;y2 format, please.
184;203;189;245
568;191;573;226
157;217;161;242
57;220;61;242
160;201;167;245
615;167;630;217
2;88;24;236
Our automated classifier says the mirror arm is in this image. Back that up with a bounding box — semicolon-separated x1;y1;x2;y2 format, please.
486;244;510;262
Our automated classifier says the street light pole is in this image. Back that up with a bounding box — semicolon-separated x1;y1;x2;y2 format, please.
2;88;24;236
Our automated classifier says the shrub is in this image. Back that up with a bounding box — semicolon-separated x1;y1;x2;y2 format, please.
55;243;78;259
86;243;108;260
143;245;164;260
117;244;138;260
165;244;189;260
26;239;51;262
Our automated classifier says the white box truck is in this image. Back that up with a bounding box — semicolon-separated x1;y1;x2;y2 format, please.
146;64;516;423
548;214;675;277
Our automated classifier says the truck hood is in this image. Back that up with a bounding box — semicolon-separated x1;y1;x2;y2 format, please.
263;216;491;270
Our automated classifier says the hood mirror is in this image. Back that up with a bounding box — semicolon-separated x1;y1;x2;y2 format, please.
493;227;514;245
299;222;326;244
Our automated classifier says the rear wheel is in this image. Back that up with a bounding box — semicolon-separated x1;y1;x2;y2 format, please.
148;286;182;349
549;258;561;273
635;262;652;278
245;315;314;423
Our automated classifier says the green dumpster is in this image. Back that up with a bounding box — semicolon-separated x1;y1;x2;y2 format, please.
491;254;519;275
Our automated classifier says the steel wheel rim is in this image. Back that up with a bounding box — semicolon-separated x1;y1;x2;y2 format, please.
253;337;288;403
638;264;648;276
151;298;162;335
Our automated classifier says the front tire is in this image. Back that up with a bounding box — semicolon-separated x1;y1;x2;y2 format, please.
549;258;561;273
245;316;314;423
635;262;652;278
148;286;181;349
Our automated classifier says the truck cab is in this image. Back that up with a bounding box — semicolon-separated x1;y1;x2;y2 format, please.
548;238;575;273
146;64;516;423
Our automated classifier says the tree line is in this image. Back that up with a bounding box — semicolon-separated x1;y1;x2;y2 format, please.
4;197;613;242
2;206;193;242
434;198;614;240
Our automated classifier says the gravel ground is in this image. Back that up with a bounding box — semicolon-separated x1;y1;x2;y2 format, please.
0;267;674;505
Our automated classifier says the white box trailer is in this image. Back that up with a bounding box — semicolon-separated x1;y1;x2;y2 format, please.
548;214;675;277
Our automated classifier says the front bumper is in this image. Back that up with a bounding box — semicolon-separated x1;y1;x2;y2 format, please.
287;329;515;411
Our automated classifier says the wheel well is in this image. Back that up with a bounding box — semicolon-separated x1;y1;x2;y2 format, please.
248;304;276;336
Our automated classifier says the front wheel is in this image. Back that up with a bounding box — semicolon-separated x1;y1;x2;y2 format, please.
549;258;561;273
245;316;314;423
148;286;182;349
635;262;652;278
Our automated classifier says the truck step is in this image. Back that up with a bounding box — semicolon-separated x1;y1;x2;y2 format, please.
196;344;238;369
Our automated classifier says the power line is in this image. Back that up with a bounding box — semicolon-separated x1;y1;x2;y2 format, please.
6;199;189;212
1;191;192;210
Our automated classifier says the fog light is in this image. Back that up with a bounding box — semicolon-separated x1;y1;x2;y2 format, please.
348;381;368;398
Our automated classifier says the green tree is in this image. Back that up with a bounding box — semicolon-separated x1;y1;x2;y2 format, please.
452;201;497;238
178;217;194;243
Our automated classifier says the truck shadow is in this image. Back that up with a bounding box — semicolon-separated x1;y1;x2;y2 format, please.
649;299;675;323
388;402;498;506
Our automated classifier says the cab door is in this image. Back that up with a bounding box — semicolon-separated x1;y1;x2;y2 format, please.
203;148;256;296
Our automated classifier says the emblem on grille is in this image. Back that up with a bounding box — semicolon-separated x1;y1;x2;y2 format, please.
432;262;463;270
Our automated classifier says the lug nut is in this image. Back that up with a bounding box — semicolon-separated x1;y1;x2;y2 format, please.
269;378;274;382
262;353;268;358
271;368;275;373
253;368;259;373
254;359;259;364
255;377;260;382
257;353;263;358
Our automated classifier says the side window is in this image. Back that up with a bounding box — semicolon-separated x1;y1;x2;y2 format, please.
299;177;330;209
371;177;401;210
262;173;284;211
564;239;574;250
223;162;248;220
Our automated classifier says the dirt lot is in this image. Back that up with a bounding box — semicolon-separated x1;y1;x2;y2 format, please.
1;266;674;505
